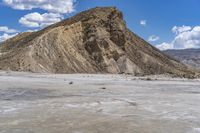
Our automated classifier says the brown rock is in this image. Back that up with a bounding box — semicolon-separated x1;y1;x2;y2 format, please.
0;7;197;77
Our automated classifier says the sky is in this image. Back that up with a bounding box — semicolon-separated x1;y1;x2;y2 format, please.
0;0;200;50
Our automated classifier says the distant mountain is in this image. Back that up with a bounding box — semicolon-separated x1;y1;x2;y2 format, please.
164;49;200;69
0;7;197;77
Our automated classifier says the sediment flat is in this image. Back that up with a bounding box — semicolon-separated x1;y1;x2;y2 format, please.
0;72;200;133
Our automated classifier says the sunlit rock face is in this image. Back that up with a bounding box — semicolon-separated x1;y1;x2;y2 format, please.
0;7;196;77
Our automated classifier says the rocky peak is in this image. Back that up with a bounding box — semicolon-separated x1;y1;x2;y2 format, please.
0;7;197;77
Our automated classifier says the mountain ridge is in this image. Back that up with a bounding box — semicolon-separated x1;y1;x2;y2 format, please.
0;7;198;77
164;48;200;69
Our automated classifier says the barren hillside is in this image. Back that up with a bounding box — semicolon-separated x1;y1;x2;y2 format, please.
164;49;200;69
0;7;196;77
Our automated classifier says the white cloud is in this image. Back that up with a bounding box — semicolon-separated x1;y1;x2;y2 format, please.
0;26;18;33
26;29;39;32
172;25;191;34
140;20;146;26
156;42;174;50
19;12;63;28
0;33;18;42
3;0;75;14
0;26;19;42
173;26;200;49
148;35;159;42
157;25;200;50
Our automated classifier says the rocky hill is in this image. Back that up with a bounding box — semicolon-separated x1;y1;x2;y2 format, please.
0;7;197;77
164;49;200;69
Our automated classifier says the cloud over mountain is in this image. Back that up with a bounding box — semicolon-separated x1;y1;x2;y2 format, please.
0;26;18;33
157;25;200;50
0;26;19;42
148;35;159;42
19;12;63;28
0;33;18;42
2;0;75;31
3;0;75;14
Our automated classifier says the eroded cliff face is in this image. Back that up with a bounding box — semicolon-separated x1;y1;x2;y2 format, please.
0;7;197;77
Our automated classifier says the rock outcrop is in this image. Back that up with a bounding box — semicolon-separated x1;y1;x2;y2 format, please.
0;7;197;77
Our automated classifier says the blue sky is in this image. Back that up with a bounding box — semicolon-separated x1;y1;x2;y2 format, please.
0;0;200;50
